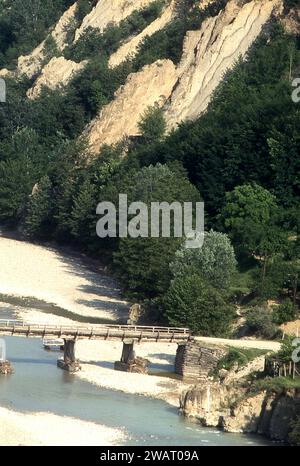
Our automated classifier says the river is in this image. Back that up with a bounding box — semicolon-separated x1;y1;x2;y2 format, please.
0;335;271;446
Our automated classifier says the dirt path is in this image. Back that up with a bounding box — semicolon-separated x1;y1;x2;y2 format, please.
195;336;281;352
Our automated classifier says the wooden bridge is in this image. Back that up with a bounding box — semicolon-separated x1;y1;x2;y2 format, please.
0;320;191;343
0;320;192;373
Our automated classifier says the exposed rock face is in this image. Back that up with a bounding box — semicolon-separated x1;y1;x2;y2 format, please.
109;0;176;68
223;391;268;433
75;0;157;41
180;382;236;426
86;0;281;152
85;59;178;151
181;383;300;443
165;0;281;129
18;2;78;78
27;57;87;99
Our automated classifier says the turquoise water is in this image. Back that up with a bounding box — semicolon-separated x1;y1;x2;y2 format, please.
0;336;271;446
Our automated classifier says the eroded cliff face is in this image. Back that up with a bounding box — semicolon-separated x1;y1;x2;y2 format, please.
18;2;78;78
109;0;177;68
84;59;178;150
1;0;289;153
74;0;158;41
180;383;300;443
86;0;282;153
165;0;282;129
27;57;87;100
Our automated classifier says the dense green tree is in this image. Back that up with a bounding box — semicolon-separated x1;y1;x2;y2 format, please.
170;230;237;289
138;106;166;144
0;0;74;66
24;175;53;238
113;163;201;298
273;299;298;325
69;179;97;246
164;274;235;335
0;157;35;224
221;184;289;289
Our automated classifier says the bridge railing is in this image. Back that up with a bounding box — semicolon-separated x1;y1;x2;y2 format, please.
0;319;191;336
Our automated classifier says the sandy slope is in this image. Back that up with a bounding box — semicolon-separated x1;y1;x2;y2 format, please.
0;237;129;321
0;407;125;446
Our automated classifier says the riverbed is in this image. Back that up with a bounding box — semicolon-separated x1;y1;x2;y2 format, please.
0;336;271;446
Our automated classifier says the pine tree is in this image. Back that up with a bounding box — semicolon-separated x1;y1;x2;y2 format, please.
24;175;53;238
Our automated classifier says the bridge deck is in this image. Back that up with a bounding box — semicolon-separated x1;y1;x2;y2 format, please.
0;320;192;343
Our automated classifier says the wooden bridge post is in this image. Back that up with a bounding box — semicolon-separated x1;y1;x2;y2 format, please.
57;339;81;373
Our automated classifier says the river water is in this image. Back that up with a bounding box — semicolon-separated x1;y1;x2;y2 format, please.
0;336;271;446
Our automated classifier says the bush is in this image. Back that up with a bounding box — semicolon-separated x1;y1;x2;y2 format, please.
164;274;235;336
246;306;280;339
214;347;268;374
273;300;298;325
277;336;296;363
138;106;166;143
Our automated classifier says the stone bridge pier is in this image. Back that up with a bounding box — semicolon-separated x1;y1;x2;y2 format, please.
57;339;81;373
175;342;227;381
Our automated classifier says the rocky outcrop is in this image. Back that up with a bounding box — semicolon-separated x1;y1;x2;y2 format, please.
180;382;238;426
0;360;14;375
85;59;178;152
75;0;158;41
181;382;300;443
18;2;78;78
109;0;176;68
0;68;13;78
165;0;282;129
27;57;87;99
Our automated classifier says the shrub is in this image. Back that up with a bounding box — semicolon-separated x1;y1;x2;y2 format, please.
277;336;296;363
273;300;298;325
246;306;279;339
214;347;268;375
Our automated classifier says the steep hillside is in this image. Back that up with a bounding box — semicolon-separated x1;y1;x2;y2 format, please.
84;0;282;153
0;0;285;153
